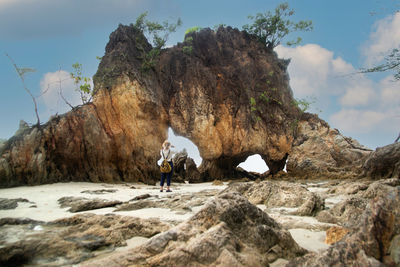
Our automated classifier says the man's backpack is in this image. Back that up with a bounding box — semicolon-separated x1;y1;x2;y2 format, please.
160;150;171;173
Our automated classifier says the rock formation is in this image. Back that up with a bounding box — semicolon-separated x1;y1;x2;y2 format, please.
362;142;400;179
287;113;373;179
79;193;307;266
0;24;374;187
288;186;400;266
224;180;324;216
0;214;170;266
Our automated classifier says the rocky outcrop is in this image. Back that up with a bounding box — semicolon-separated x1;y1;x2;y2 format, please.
316;197;368;226
0;198;30;210
0;24;372;187
58;196;122;212
79;193;306;266
224;180;324;216
288;186;400;267
0;213;170;266
287;113;373;179
362;142;400;179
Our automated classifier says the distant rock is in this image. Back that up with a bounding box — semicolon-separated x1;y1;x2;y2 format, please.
212;179;224;185
0;213;170;266
130;193;151;201
58;197;122;212
172;149;188;183
362;142;400;179
185;157;201;183
80;192;307;266
81;189;117;194
0;198;30;210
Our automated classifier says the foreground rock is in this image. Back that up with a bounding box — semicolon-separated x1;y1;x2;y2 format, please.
225;180;324;216
288;186;400;266
316;178;400;227
0;213;170;266
81;193;306;266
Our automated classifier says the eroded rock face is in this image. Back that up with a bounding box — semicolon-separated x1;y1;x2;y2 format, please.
362;142;400;179
287;114;373;179
79;193;306;266
224;180;324;216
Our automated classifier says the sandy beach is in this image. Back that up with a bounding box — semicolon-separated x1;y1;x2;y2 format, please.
0;181;335;257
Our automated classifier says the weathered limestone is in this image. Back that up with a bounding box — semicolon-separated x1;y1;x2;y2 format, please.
79;193;307;266
287;114;372;179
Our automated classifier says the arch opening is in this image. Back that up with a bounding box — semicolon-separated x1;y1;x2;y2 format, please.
158;128;202;167
237;154;269;174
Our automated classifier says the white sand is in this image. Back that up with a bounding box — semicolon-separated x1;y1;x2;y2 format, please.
0;182;226;222
0;181;333;255
289;228;330;252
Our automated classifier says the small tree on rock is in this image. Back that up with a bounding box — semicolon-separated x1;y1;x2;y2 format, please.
131;12;182;71
243;2;313;49
70;62;94;104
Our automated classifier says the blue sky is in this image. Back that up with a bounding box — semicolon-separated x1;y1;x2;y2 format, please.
1;0;399;172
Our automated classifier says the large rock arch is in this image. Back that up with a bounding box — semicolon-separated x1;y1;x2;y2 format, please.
0;25;371;187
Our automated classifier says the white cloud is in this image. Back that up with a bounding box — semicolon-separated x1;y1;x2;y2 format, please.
39;70;81;117
275;44;365;101
379;76;400;106
276;44;333;97
277;43;399;138
330;109;386;133
340;82;376;107
362;12;400;66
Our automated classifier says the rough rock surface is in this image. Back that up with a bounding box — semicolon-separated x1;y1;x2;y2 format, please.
325;226;349;245
0;24;370;187
316;197;368;226
0;213;170;266
287;114;372;179
185;157;202;183
115;189;218;214
225;180;324;216
362;142;400;179
288;186;400;267
80;192;306;266
58;197;122;212
0;198;30;210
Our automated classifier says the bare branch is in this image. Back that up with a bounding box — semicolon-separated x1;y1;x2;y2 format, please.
5;53;40;126
58;68;74;109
